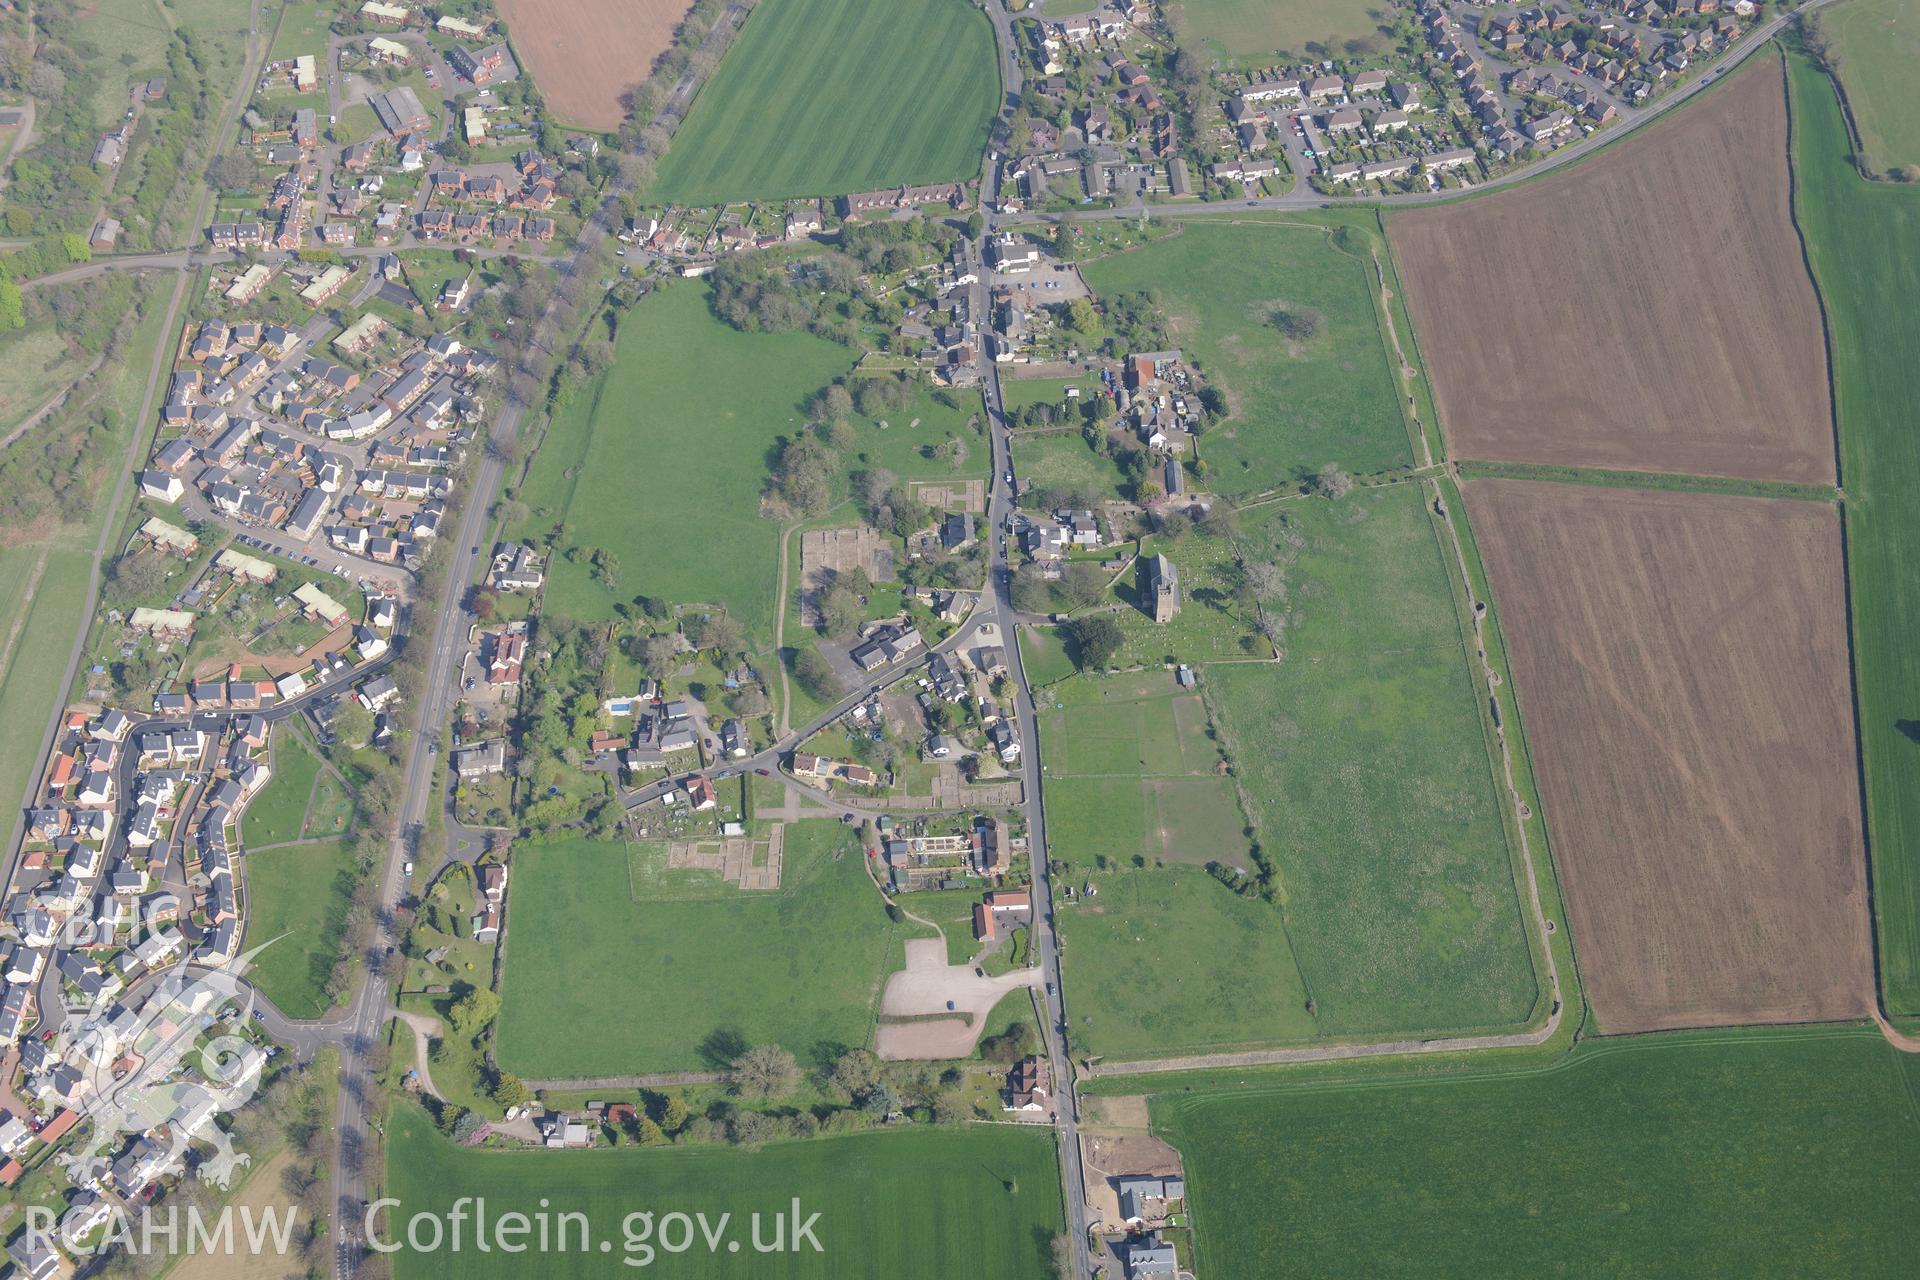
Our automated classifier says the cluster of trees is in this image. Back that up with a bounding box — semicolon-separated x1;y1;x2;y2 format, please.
0;280;152;531
837;215;959;275
122;34;219;248
1206;839;1279;902
764;432;841;519
1100;289;1173;355
1011;560;1109;616
513;615;624;837
0;8;110;238
1065;614;1126;670
656;1043;986;1146
852;466;934;540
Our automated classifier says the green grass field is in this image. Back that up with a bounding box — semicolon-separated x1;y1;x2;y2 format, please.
844;382;989;484
1056;863;1314;1059
1017;623;1075;690
1210;486;1536;1037
1079;220;1411;496
384;1104;1064;1278
0;327;92;429
651;0;1001;205
1825;0;1920;173
1038;670;1248;868
243;731;323;846
0;291;172;855
510;283;851;644
1156;1027;1920;1277
496;822;912;1076
266;0;331;62
1000;373;1103;417
243;838;357;1019
1170;0;1389;65
1787;49;1920;1014
1010;431;1130;503
0;546;90;830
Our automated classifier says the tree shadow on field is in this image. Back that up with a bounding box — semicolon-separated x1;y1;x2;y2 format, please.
1897;720;1920;745
698;1027;749;1071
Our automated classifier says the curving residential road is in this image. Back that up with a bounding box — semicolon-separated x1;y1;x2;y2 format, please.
993;0;1837;230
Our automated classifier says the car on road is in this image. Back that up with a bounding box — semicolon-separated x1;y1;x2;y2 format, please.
402;861;413;877
1045;982;1055;996
754;768;769;776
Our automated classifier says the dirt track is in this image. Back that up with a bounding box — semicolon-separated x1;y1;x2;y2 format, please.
497;0;695;131
1390;60;1834;484
1463;479;1872;1032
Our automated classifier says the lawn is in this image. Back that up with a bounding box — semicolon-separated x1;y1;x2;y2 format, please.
509;282;853;646
384;1104;1065;1279
1079;219;1411;496
1825;0;1920;174
650;0;1001;205
496;822;912;1076
1017;623;1075;690
1056;864;1314;1059
1011;430;1131;503
1170;0;1390;65
1155;1026;1920;1277
1001;373;1105;418
1788;48;1920;1014
243;730;323;847
1209;485;1537;1038
242;838;358;1019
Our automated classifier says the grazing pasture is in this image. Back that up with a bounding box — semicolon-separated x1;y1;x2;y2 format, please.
385;1104;1066;1279
1056;863;1315;1060
1078;219;1411;494
1823;0;1920;174
1169;0;1389;66
1156;1027;1920;1278
1038;670;1248;868
496;0;696;131
1786;47;1920;1014
1210;486;1537;1038
1463;478;1871;1032
1390;61;1834;483
495;823;912;1076
509;282;849;644
651;0;1000;205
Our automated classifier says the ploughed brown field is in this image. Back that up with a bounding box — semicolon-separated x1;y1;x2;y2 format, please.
1463;479;1872;1032
1391;62;1834;484
496;0;695;131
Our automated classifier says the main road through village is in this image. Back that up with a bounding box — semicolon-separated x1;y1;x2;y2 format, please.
0;1;1849;1277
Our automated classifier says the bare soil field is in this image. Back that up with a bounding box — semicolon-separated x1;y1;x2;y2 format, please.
1463;479;1871;1032
496;0;694;131
1391;62;1834;484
